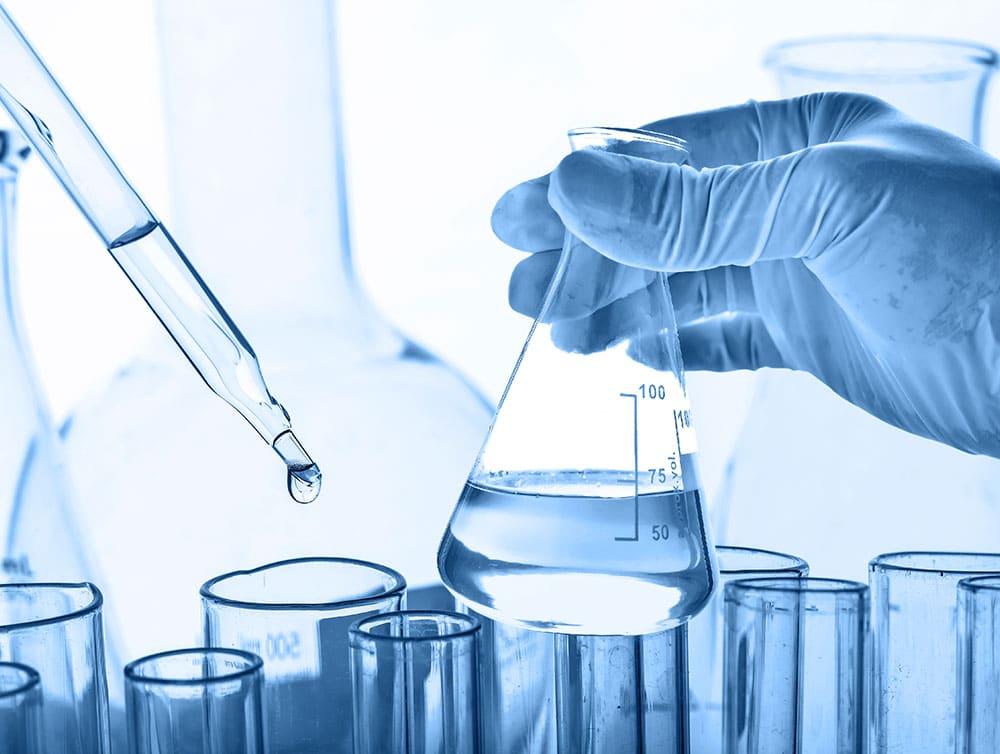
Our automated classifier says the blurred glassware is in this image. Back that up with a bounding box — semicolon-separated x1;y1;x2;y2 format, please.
125;648;265;754
0;129;105;594
956;575;1000;754
717;36;1000;581
61;0;492;668
0;662;40;754
0;582;111;754
202;557;406;754
688;546;808;754
870;552;1000;754
724;577;869;754
350;610;481;754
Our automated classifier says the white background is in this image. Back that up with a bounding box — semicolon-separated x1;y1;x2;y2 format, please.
6;0;1000;423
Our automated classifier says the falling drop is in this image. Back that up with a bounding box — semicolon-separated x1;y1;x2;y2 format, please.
287;463;322;504
272;430;322;504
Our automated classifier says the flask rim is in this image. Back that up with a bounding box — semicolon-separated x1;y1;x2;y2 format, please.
764;35;999;81
568;127;688;153
200;556;406;612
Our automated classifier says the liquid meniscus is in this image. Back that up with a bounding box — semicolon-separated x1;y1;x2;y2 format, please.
438;470;715;635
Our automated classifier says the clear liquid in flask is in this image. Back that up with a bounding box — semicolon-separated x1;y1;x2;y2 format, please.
438;127;719;635
439;470;713;635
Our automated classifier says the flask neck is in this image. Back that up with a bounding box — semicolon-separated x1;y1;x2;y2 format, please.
154;1;378;346
0;137;41;407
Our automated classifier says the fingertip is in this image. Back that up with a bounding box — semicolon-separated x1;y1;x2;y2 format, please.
492;176;564;252
548;150;630;221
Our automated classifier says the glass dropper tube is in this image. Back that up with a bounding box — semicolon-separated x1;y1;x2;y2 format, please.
0;4;320;503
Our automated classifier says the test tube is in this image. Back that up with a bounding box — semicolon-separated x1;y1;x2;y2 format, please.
350;610;481;754
956;575;1000;753
0;582;111;753
201;557;406;754
0;662;41;753
724;578;868;754
688;546;808;753
554;629;688;753
124;648;264;754
460;607;556;754
870;552;1000;754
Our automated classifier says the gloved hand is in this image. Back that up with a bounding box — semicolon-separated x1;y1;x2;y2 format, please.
491;93;1000;457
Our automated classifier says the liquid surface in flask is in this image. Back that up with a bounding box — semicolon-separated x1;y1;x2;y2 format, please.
440;469;712;634
438;124;718;636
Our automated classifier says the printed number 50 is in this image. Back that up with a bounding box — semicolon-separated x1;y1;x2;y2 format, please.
651;524;669;541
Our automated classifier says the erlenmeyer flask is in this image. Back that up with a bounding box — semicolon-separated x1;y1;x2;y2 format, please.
61;0;492;669
0;131;89;584
439;127;718;636
709;36;1000;581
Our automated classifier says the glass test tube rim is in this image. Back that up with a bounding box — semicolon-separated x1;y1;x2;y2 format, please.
0;662;39;698
958;574;1000;594
567;126;689;151
764;35;999;81
124;647;262;687
0;581;102;631
200;556;407;612
870;550;1000;576
716;545;808;575
726;576;868;597
349;610;482;646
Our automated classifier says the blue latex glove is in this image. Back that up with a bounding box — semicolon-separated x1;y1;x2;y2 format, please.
491;93;1000;457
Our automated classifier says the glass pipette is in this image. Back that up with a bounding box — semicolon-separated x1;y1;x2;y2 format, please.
0;5;321;503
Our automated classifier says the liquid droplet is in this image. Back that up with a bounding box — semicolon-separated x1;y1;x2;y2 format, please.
272;430;322;504
288;463;322;504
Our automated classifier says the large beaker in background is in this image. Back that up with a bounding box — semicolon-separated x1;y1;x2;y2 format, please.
716;37;999;579
61;0;492;665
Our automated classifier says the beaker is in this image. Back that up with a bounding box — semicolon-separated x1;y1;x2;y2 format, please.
439;126;717;636
712;36;1000;582
349;610;481;754
956;575;1000;754
723;578;868;754
124;648;265;754
688;546;809;754
0;662;40;753
61;0;491;666
0;582;111;754
870;552;1000;754
201;557;406;754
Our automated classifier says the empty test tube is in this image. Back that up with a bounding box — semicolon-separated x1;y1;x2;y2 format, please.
350;611;481;754
956;575;1000;754
125;648;265;754
870;552;1000;754
0;662;41;754
724;577;868;754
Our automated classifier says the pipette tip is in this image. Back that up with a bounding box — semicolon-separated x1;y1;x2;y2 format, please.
273;430;322;504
